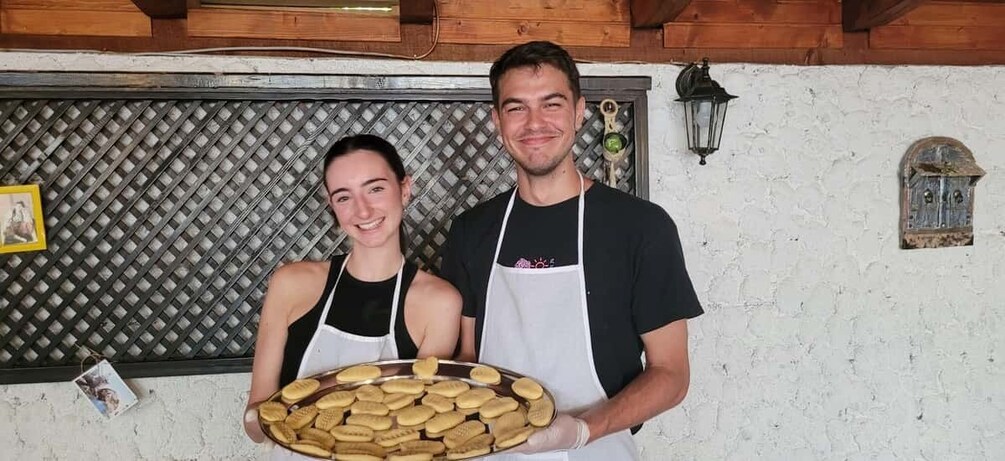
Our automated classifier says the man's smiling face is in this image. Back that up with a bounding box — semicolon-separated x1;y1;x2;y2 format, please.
492;64;586;178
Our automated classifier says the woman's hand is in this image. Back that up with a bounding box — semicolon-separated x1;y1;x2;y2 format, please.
243;405;267;443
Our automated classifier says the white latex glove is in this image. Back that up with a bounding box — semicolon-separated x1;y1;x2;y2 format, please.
514;414;590;454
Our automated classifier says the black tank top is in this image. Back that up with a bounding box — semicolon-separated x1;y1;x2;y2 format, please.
279;254;420;387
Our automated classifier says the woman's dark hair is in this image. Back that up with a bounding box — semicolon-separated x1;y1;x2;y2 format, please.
323;134;407;191
322;134;411;252
489;40;582;109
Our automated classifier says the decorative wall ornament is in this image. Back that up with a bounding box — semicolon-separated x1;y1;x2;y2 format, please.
0;184;47;254
900;137;985;249
600;98;628;187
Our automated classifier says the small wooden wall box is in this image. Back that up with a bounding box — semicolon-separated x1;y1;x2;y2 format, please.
900;137;986;249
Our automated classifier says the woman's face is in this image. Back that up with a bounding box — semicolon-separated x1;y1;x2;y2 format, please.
325;149;411;250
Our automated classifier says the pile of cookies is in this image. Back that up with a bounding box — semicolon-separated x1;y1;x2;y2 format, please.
258;358;555;460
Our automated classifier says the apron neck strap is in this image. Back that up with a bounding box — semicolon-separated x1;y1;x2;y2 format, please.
575;173;585;268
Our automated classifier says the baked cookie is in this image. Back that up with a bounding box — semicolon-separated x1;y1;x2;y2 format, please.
427;380;470;398
257;401;288;423
317;390;356;409
511;377;544;400
479;397;519;419
469;366;501;385
411;356;439;378
455;388;497;409
443;421;486;449
281;378;320;404
336;365;382;383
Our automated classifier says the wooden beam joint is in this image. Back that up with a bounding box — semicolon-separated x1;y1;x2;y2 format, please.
843;0;926;32
131;0;187;19
401;0;434;24
631;0;692;28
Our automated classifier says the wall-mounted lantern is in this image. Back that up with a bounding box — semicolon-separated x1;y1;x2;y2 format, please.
675;58;737;165
900;137;985;249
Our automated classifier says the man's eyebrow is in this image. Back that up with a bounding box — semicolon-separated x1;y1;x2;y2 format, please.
500;93;569;107
500;97;525;107
328;177;389;198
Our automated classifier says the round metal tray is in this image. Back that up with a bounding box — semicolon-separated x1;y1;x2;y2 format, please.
260;359;556;459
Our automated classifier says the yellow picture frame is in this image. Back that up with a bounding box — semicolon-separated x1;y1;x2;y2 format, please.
0;184;47;254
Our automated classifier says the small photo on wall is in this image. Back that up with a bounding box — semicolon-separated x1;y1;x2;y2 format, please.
73;359;138;419
0;184;47;254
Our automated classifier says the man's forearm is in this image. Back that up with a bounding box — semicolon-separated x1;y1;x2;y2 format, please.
579;364;689;442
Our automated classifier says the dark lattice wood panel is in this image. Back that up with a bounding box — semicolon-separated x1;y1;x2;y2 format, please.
0;75;647;383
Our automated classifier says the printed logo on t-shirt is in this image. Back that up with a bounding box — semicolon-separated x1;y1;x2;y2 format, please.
514;257;556;269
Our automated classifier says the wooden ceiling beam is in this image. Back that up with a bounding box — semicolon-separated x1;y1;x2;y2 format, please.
131;0;187;19
843;0;926;32
631;0;692;28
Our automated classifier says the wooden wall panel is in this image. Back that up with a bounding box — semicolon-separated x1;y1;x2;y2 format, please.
187;7;400;41
890;2;1005;26
438;0;630;22
872;1;1005;50
439;18;630;47
1;0;151;37
674;0;839;24
871;25;1005;50
438;0;631;48
1;0;1005;64
665;23;842;48
666;0;841;49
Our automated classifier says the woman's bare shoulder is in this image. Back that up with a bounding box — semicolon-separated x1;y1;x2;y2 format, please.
408;270;461;310
265;260;331;313
273;260;330;282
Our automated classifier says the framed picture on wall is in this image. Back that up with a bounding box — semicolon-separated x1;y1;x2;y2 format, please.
73;359;138;419
0;184;47;254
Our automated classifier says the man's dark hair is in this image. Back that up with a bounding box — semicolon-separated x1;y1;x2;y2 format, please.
489;41;581;108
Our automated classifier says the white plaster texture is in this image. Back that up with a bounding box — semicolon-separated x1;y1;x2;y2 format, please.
0;52;1002;461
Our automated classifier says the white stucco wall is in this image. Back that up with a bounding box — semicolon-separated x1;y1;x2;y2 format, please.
1;52;1002;460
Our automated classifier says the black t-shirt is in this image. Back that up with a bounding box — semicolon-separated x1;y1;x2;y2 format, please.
440;183;703;399
279;255;420;387
498;193;578;268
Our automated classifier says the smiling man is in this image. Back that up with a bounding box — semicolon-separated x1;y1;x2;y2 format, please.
440;41;704;460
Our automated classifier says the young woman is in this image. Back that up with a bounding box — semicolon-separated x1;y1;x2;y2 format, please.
243;134;462;457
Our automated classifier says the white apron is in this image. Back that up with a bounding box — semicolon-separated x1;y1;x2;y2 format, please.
480;175;639;461
270;255;404;461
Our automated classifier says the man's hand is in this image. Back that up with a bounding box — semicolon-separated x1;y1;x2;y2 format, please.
514;414;590;453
